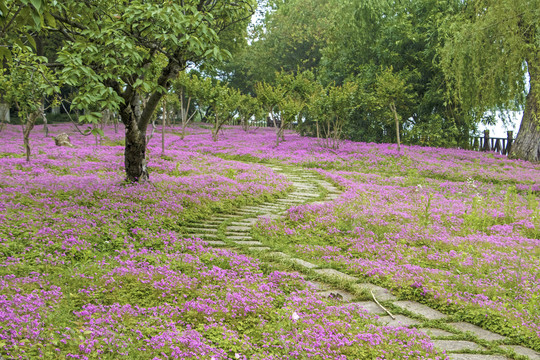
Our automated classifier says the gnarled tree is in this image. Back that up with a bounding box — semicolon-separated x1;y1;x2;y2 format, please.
47;0;255;182
0;45;58;162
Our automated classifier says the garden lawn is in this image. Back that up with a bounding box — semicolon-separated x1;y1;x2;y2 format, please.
185;127;540;351
0;124;445;359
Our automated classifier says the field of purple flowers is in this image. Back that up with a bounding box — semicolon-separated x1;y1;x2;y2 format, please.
194;127;539;351
0;124;453;359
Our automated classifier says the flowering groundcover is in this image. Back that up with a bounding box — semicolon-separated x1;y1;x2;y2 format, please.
0;124;448;359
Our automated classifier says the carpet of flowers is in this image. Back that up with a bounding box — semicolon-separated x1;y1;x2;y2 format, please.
194;127;540;351
0;124;449;359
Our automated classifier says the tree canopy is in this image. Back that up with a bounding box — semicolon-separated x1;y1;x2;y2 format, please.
2;0;539;163
440;0;540;161
36;0;255;181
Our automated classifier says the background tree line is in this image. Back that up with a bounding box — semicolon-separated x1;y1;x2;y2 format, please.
220;0;540;160
0;0;538;183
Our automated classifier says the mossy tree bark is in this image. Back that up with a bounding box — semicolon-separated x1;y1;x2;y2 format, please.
510;57;540;163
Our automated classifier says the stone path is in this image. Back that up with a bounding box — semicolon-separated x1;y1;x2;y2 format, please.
182;164;540;360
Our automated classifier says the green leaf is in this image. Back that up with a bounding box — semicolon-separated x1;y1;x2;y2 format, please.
30;9;42;28
91;127;105;137
44;12;56;27
30;0;42;12
0;47;12;63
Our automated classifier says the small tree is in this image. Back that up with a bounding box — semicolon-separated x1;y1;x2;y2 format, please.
237;94;262;132
374;67;414;152
197;79;242;141
255;80;284;130
310;81;358;149
212;86;242;141
0;45;58;161
256;70;315;146
171;72;202;140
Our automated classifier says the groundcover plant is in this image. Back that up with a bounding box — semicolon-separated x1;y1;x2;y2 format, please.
0;124;446;359
186;127;540;351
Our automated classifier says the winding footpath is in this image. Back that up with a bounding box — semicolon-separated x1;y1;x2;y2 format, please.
182;163;540;360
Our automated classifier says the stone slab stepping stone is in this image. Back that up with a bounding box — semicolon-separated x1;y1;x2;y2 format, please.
190;233;217;239
290;258;318;269
231;220;257;226
270;252;290;258
204;241;226;246
500;345;540;360
226;232;250;237
306;281;331;291
349;301;386;314
185;227;217;233
249;246;270;251
432;340;484;352
291;192;318;196
212;215;235;219
226;226;251;232
228;235;252;240
200;220;223;225
447;355;508;360
233;240;263;246
288;197;316;202
313;268;358;282
352;283;397;301
448;322;506;341
418;328;454;338
260;214;281;219
318;289;355;302
378;314;420;327
393;301;447;320
225;231;251;238
257;205;283;209
235;210;261;214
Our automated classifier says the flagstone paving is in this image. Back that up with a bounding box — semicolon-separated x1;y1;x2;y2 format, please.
449;322;507;341
432;340;484;352
349;301;387;314
377;314;421;327
289;258;318;269
448;355;510;360
500;346;540;360
393;300;448;320
181;164;538;360
419;328;455;338
352;283;397;301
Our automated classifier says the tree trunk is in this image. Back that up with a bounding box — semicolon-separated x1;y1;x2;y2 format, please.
212;113;219;141
509;60;539;162
115;58;181;182
23;112;39;162
0;102;10;124
390;101;401;152
124;116;149;183
276;123;285;146
162;101;166;155
41;100;48;137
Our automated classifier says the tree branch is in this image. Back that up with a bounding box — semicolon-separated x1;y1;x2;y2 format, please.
138;60;183;132
51;13;87;31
